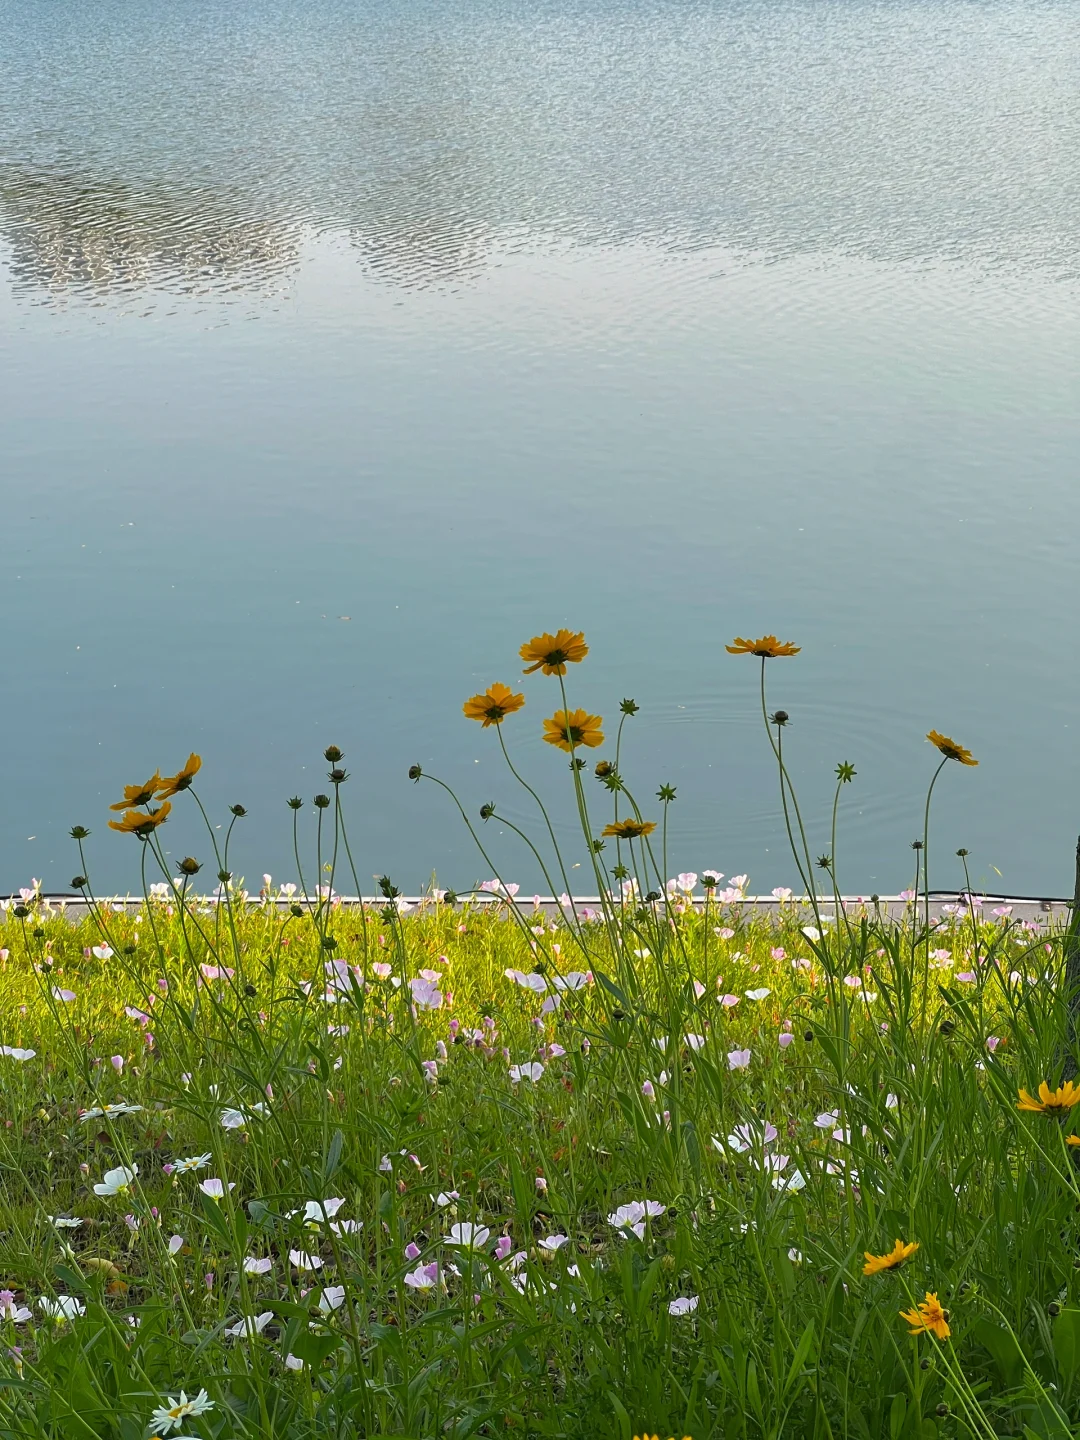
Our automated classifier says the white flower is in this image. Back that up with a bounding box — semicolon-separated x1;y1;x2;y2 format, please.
668;1295;699;1316
0;1297;31;1323
433;1191;460;1207
447;1222;490;1249
745;988;771;1001
684;1033;706;1052
91;945;113;960
0;1046;35;1061
756;1153;790;1174
788;1248;804;1263
49;1216;83;1230
318;1285;346;1312
550;971;590;992
288;1249;324;1271
331;1218;363;1236
725;1120;778;1152
773;1168;807;1193
173;1153;213;1174
80;1102;143;1121
149;1390;216;1433
243;1257;273;1275
39;1295;85;1321
814;1111;839;1129
94;1164;138;1196
504;969;548;994
168;1235;185;1256
225;1311;273;1339
293;1197;346;1226
727;1049;752;1070
538;1234;570;1252
404;1263;440;1291
608;1200;665;1238
284;1353;304;1371
220;1102;266;1130
509;1062;545;1084
199;1178;235;1200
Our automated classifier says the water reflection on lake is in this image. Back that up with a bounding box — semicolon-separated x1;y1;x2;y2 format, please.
1;0;1078;897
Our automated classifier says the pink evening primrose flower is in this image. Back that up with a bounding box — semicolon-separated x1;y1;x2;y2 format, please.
199;1178;235;1200
404;1263;440;1291
668;1295;699;1316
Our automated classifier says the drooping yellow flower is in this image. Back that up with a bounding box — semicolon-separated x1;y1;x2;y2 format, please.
863;1239;919;1276
542;709;604;752
602;818;657;840
725;635;801;658
1017;1080;1080;1115
926;731;978;766
900;1292;950;1340
108;773;163;811
520;629;588;676
108;802;172;836
1068;1136;1080;1147
157;754;202;799
462;683;526;727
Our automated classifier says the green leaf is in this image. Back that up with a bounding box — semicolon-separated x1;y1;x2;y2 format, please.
289;1330;341;1367
52;1264;86;1294
595;972;631;1010
603;1389;632;1440
889;1391;907;1440
784;1320;816;1396
324;1127;344;1182
198;1191;231;1242
1053;1308;1080;1391
973;1316;1024;1389
681;1118;701;1177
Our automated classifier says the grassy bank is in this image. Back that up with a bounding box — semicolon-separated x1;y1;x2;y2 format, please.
1;628;1078;1439
0;889;1076;1440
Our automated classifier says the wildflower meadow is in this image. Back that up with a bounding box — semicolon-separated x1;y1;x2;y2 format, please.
1;631;1079;1440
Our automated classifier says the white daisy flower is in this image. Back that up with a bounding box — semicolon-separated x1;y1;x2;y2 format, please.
149;1390;216;1433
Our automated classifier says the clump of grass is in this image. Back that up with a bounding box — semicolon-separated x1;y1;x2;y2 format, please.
0;627;1077;1440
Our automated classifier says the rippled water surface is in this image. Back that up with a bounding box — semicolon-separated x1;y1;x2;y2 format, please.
2;0;1078;896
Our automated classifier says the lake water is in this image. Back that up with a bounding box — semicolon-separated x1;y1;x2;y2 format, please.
2;0;1078;900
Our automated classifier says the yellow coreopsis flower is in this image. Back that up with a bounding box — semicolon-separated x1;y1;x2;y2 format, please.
157;753;202;799
519;629;588;676
900;1292;950;1340
1017;1080;1080;1115
602;818;657;840
725;635;800;658
926;731;978;766
542;709;604;752
108;802;172;836
462;683;526;727
863;1239;919;1276
108;773;162;811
